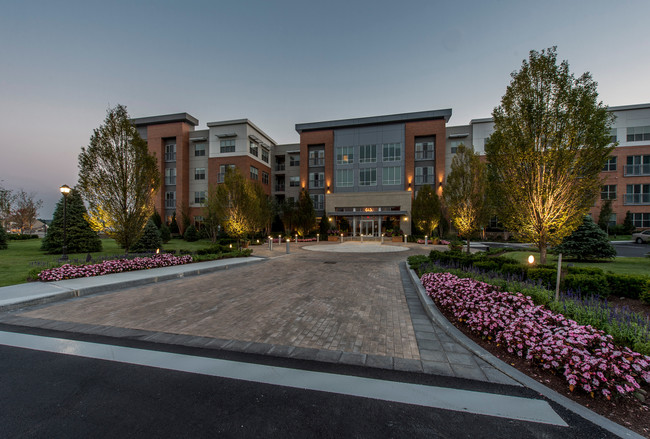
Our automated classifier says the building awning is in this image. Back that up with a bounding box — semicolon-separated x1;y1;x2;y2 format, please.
327;211;407;217
190;137;208;142
216;133;237;138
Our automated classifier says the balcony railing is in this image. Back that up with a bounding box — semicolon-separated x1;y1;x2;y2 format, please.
275;185;285;192
414;175;434;185
164;178;176;186
309;180;324;189
624;193;650;205
625;164;650;176
275;163;286;171
415;151;434;160
309;158;324;167
165;152;176;162
313;202;324;210
165;200;176;208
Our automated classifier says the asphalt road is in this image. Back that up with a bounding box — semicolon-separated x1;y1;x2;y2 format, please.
0;327;613;439
611;241;650;258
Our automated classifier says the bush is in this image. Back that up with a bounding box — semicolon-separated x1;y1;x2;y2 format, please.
607;273;650;300
8;234;39;240
0;223;7;249
527;267;557;288
408;254;430;270
131;220;163;252
448;240;463;251
472;260;500;272
641;290;650;305
563;273;609;298
160;223;171;243
184;224;199;242
552;215;616;261
567;266;604;276
500;262;527;277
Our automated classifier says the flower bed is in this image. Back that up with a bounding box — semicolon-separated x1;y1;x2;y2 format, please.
38;253;193;281
421;271;650;400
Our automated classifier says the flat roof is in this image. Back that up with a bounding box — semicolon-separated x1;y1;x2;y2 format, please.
132;113;198;127
295;109;452;134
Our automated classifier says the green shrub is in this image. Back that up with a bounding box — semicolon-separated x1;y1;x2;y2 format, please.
527;267;557;288
131;220;163;252
564;273;609;298
184;224;199;242
567;266;604;276
8;234;39;240
606;273;649;300
160;224;171;243
408;254;430;270
500;263;527;277
473;260;499;272
639;289;650;305
552;216;616;261
448;240;464;251
0;223;7;250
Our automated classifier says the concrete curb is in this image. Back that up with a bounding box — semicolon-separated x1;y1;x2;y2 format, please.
407;267;643;439
0;258;264;312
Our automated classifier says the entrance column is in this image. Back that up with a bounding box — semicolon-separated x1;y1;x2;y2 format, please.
353;216;357;237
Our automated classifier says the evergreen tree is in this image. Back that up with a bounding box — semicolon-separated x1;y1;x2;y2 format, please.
160;223;171;243
169;213;179;235
294;189;316;236
184;224;199;242
0;223;7;250
319;215;330;236
131;219;162;252
41;189;102;254
623;211;635;234
553;215;616;261
412;185;441;237
151;210;162;229
597;199;613;232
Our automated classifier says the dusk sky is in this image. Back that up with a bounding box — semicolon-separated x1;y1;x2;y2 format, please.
1;0;649;218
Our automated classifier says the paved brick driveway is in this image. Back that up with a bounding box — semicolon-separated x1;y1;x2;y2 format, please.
21;244;433;360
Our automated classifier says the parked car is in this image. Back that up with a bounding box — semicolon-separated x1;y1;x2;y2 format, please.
632;230;650;244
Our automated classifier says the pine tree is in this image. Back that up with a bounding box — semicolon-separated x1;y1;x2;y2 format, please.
623;211;635;234
160;223;171;243
41;189;102;254
0;223;7;250
184;224;199;242
553;215;616;261
131;219;162;252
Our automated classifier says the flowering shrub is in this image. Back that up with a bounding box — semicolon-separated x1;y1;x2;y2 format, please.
421;271;650;400
38;253;193;282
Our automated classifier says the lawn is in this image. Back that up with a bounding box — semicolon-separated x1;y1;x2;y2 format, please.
0;238;214;287
505;251;650;276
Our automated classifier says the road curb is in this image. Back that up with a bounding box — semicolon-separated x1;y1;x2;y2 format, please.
407;266;643;439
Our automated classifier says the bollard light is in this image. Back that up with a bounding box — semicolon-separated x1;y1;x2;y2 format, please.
528;255;535;264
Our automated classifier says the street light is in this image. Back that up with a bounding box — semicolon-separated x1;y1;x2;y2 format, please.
59;185;71;260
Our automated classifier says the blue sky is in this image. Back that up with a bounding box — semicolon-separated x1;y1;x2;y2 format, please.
1;0;649;218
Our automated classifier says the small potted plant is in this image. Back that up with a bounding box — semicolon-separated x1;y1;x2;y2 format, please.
327;229;340;242
391;229;404;242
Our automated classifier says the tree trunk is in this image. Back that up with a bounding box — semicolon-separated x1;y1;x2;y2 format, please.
539;244;547;265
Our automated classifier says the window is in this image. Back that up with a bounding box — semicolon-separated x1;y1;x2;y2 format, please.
601;185;616;200
602;156;617;172
359;144;377;163
220;139;235;153
309;172;324;188
250;166;258;180
415;166;434;184
194;215;204;224
218;164;235;183
488;216;502;229
382;166;401;185
194;168;206;180
164;168;176;185
415;139;434;160
165;143;176;161
449;140;465;154
608;213;617;228
336;169;354;187
289;176;300;187
625;155;650;176
249;141;259;156
382;143;401;161
359;168;377;186
632;213;650;228
194;143;206;156
336;146;354;165
311;194;324;210
309;150;325;166
261;149;269;163
626;126;650;142
625;184;650;205
165;191;175;208
609;128;617;144
262;171;269;185
289;154;300;166
194;191;206;204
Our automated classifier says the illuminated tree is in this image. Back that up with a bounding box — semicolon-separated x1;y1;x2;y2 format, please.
214;167;256;244
78;105;160;252
294;189;316;236
485;47;614;264
443;145;488;253
412;184;441;237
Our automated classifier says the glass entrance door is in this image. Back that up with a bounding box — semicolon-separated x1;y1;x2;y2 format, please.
360;219;375;236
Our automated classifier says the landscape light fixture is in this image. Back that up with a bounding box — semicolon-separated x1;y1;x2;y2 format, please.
59;185;71;260
528;255;535;264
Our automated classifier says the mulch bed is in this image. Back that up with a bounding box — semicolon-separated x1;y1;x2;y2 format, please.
435;303;650;437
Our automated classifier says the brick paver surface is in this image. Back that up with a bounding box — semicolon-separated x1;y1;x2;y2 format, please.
21;243;433;360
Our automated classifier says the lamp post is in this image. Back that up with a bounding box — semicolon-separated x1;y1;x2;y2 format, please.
59;185;71;260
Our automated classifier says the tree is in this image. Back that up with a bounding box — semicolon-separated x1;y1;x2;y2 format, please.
553;215;616;261
77;105;160;252
41;188;102;254
443;145;488;253
319;215;330;236
160;223;171;243
294;189;316;236
485;47;615;264
597;199;613;233
10;189;43;234
0;223;7;250
169;213;180;235
203;183;221;243
412;184;441;237
215;167;257;244
280;198;296;233
623;211;635;234
250;182;273;236
151;210;162;229
0;182;15;229
184;224;199;242
131;219;162;252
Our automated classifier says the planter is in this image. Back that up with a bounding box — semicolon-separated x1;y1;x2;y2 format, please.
241;241;250;248
328;236;339;242
392;236;403;242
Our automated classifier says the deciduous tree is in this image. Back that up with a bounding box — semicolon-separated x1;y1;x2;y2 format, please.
443;145;488;253
214;167;256;245
77;105;160;252
0;182;15;229
412;184;441;237
10;189;43;234
294;189;316;236
597;199;613;233
485;47;614;264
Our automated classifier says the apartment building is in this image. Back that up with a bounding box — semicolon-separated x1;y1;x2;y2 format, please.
133;114;275;229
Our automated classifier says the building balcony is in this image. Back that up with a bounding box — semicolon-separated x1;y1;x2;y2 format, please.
165;152;176;162
165;200;176;209
276;164;286;171
624;164;650;176
415;152;434;160
275;185;285;192
164;179;176;186
414;175;434;185
309;180;324;189
624;193;650;205
309;158;324;167
313;202;324;210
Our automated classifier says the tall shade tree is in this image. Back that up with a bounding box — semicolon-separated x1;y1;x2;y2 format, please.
250;182;273;236
203;183;221;243
0;182;15;229
10;189;42;234
41;188;102;254
443;145;488;253
412;184;441;237
78;105;160;252
485;47;614;264
215;167;257;245
294;189;316;236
